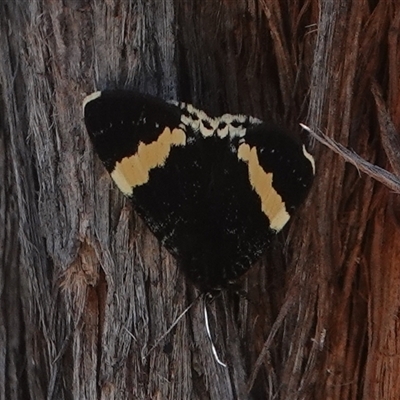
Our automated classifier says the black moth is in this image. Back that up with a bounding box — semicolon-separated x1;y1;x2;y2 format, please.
83;90;315;292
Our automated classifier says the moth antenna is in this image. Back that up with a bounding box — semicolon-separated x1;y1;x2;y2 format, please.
203;297;227;368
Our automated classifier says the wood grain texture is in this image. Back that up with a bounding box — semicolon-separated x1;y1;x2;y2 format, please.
1;0;400;399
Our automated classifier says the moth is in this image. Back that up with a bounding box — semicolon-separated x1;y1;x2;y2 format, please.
83;90;315;292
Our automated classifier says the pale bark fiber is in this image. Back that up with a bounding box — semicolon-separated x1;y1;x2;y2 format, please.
1;1;399;399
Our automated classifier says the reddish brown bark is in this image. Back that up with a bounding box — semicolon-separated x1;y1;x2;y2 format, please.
1;0;399;399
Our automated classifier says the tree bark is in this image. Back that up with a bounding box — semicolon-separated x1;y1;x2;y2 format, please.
1;0;399;399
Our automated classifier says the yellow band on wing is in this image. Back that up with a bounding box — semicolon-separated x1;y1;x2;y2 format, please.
111;127;186;195
238;143;290;231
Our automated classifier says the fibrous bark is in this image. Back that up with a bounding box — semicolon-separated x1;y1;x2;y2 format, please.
1;1;399;399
